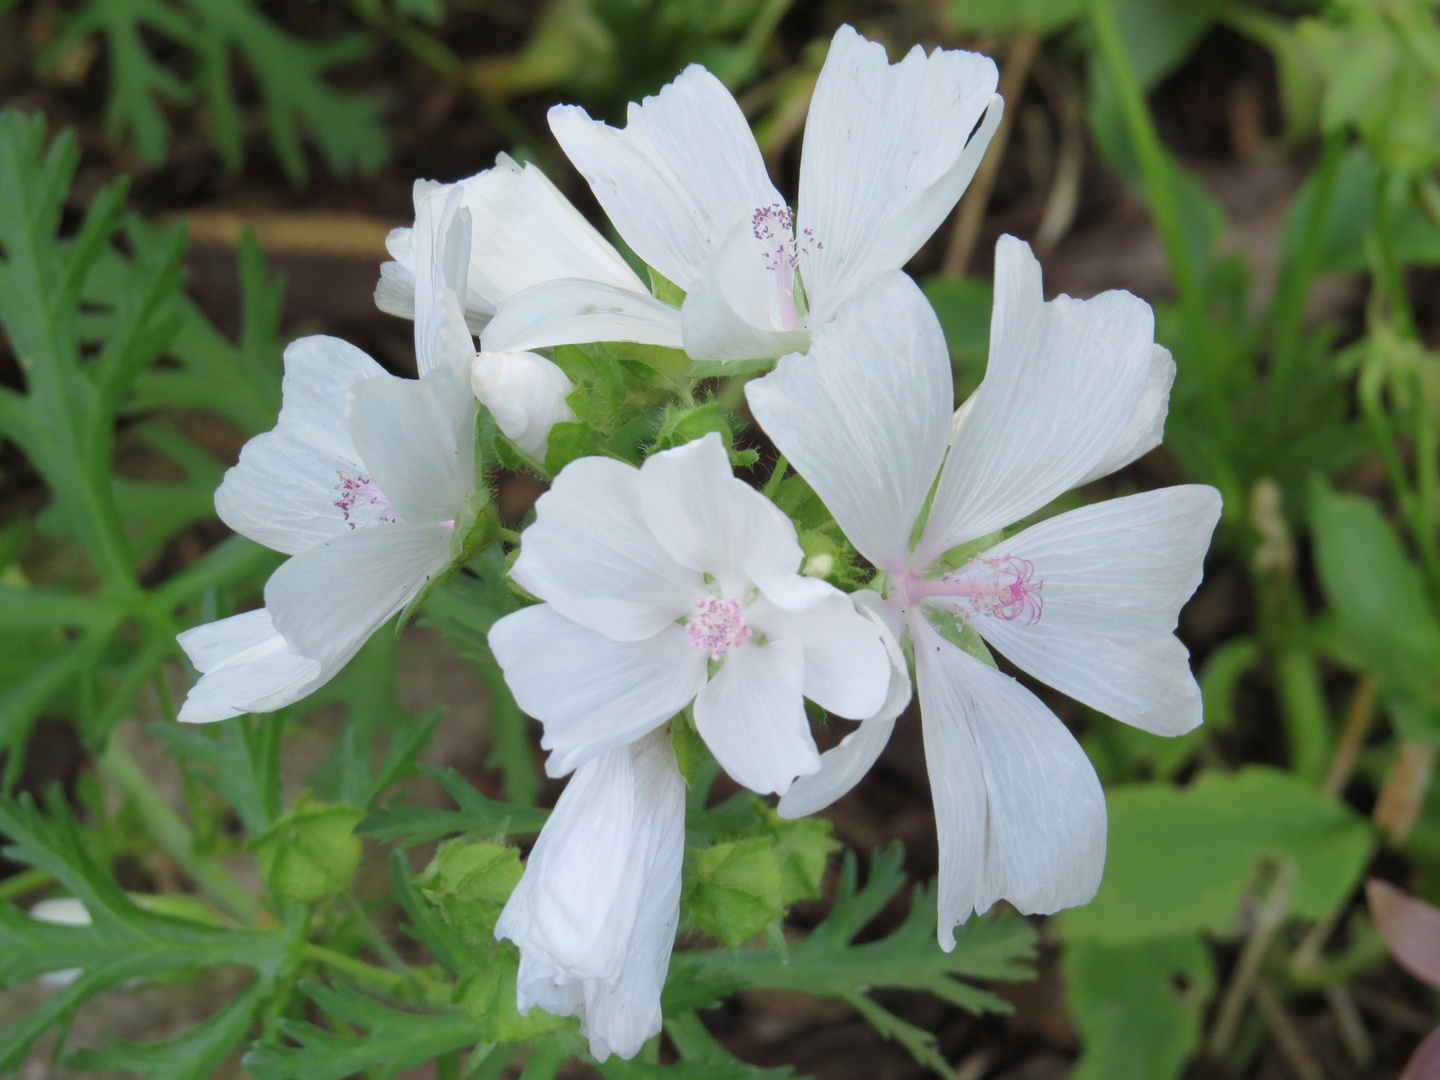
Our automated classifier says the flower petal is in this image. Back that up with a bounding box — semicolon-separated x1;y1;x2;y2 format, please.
915;236;1171;567
749;591;890;720
679;213;811;362
412;185;477;376
347;365;475;527
912;616;1106;950
511;457;703;641
797;26;1000;324
962;487;1221;736
501;730;685;1062
1367;879;1440;989
488;604;707;777
747;271;951;574
176;609;329;722
639;432;803;596
549;66;780;290
694;638;817;795
214;336;384;555
480;278;683;354
777;593;912;819
265;522;452;667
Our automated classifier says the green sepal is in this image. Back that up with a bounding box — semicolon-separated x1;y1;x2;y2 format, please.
685;356;778;380
670;708;706;788
248;794;364;905
648;265;687;306
924;605;998;669
414;839;523;949
649;401;757;466
543;420;605;475
683;836;784;948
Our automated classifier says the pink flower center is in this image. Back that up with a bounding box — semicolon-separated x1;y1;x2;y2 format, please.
687;596;753;660
903;556;1045;625
334;472;397;529
751;203;821;332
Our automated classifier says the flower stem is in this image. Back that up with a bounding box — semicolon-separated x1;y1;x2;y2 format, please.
301;942;414;992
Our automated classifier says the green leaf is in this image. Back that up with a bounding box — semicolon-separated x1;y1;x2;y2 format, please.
150;712;284;836
356;764;549;846
1310;479;1440;738
1063;936;1215;1080
244;981;483;1080
1058;767;1373;943
683;836;784;948
947;0;1080;34
250;794;364;905
65;978;266;1080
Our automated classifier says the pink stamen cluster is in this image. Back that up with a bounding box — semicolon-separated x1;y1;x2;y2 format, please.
751;204;797;271
953;556;1044;624
334;472;397;529
687;596;752;660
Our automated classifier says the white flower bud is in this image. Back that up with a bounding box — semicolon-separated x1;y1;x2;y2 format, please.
470;351;576;461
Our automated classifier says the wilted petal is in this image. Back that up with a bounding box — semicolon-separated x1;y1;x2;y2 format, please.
916;236;1170;567
747;271;951;575
549;66;780;290
471;351;576;461
639;433;802;597
694;638;816;795
480;278;683;354
488;604;707;777
797;26;1000;324
961;486;1221;736
176;609;328;723
912;616;1105;950
265;522;453;668
510;457;704;641
214;336;385;555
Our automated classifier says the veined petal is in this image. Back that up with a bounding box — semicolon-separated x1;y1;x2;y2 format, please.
797;26;1000;324
749;591;890;720
376;156;646;331
511;457;703;641
915;236;1169;567
471;351;576;461
412;184;477;376
1076;344;1175;486
488;605;707;777
747;272;951;575
778;592;911;818
913;616;1106;950
501;730;684;1062
680;212;811;362
962;486;1221;736
265;522;452;667
347;364;475;527
694;638;817;795
214;336;384;555
549;66;780;290
480;279;683;354
176;609;330;722
639;433;802;597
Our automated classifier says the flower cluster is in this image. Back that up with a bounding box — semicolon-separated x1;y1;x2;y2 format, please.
174;22;1219;1064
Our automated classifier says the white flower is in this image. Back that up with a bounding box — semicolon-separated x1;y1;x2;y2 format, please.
487;432;892;795
746;240;1222;947
376;153;683;353
496;729;684;1061
521;24;1001;362
31;897;90;987
470;351;576;461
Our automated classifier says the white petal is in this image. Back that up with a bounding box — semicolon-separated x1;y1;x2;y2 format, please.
510;457;703;641
961;486;1221;736
378;155;646;330
499;730;684;1062
471;351;576;461
488;605;707;777
214;336;384;555
777;591;911;818
347;364;475;526
679;212;811;362
412;186;477;376
639;432;802;596
549;67;781;290
694;638;817;795
480;278;683;354
175;609;329;722
912;616;1106;950
1076;344;1175;486
264;522;452;667
915;236;1170;567
749;591;890;720
797;26;1000;324
746;272;951;574
745;559;836;612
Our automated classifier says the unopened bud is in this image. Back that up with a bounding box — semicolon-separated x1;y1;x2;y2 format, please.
470;351;576;461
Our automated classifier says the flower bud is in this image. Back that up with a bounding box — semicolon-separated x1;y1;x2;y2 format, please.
470;351;576;461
